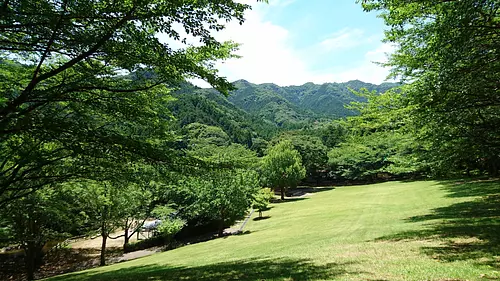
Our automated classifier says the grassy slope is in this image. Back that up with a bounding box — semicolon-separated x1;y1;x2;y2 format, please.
49;180;500;281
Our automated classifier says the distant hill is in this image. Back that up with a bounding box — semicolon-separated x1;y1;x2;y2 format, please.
226;79;400;126
168;83;279;146
168;80;399;145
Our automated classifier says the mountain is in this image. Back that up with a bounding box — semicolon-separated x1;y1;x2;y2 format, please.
226;79;400;126
168;80;399;145
168;83;279;146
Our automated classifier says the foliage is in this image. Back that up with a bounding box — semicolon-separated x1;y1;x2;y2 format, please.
0;184;96;279
0;0;252;206
123;235;167;253
186;125;259;169
316;121;348;148
361;0;500;175
328;88;426;180
328;132;421;181
69;181;153;265
151;206;186;241
174;170;259;236
261;140;306;200
169;84;279;145
272;133;328;182
185;123;231;147
158;140;260;236
253;188;274;218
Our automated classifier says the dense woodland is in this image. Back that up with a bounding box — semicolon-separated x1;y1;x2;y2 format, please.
0;0;499;280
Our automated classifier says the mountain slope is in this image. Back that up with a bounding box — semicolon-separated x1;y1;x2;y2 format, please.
168;80;400;144
226;80;400;125
168;83;279;145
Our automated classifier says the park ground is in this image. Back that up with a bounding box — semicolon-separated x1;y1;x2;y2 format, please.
43;179;500;280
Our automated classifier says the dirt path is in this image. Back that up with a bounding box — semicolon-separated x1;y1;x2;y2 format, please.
69;230;140;250
114;248;161;262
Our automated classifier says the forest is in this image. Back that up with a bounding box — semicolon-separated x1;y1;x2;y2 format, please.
0;0;499;280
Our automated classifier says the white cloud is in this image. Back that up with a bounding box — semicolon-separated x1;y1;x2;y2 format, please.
188;2;395;87
203;2;309;86
319;28;366;52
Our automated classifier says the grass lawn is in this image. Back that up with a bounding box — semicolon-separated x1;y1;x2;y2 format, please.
48;180;500;281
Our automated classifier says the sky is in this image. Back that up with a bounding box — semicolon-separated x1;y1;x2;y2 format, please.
185;0;394;87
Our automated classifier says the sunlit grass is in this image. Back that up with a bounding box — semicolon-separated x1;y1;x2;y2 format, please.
48;180;500;281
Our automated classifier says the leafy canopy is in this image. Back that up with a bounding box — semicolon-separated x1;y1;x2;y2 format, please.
261;140;306;190
0;0;260;204
360;0;500;175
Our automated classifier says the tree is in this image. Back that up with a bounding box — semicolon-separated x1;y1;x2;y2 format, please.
272;133;328;185
253;188;274;218
328;88;425;181
317;121;347;148
81;181;152;266
361;0;500;176
184;138;260;236
0;0;256;205
185;123;231;147
0;184;96;280
261;141;306;200
201;170;260;236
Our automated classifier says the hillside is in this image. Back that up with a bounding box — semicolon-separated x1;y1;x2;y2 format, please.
227;80;399;125
168;83;279;146
169;80;399;144
48;180;500;281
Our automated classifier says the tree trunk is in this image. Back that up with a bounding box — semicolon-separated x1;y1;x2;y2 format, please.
100;203;107;266
101;185;108;266
218;219;224;237
280;186;285;200
100;232;107;266
25;242;35;281
123;218;129;250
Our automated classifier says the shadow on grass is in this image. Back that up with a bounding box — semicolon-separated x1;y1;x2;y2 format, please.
253;216;271;221
289;187;336;196
49;257;360;281
271;197;309;204
376;179;500;268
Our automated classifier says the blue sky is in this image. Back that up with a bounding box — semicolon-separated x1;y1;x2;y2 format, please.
194;0;394;86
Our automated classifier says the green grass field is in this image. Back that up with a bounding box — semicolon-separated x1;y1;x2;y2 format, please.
49;180;500;281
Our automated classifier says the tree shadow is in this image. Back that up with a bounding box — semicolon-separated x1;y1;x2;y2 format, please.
252;216;270;221
288;187;336;196
438;178;500;198
376;179;500;268
270;197;309;204
49;257;361;281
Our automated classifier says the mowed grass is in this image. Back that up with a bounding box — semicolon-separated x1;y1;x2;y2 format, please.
49;180;500;281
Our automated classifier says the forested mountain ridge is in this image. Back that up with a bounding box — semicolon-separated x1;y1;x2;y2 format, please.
169;80;399;144
226;79;400;125
168;83;279;146
173;80;398;133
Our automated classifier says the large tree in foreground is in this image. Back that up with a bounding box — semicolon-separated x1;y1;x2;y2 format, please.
361;0;500;175
0;0;260;205
261;140;305;200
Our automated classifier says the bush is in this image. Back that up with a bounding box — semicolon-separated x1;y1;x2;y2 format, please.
152;205;186;241
156;218;186;241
